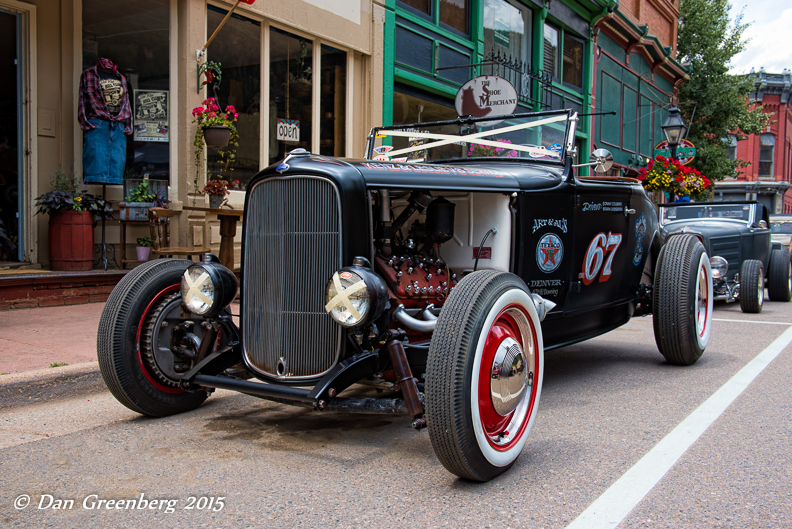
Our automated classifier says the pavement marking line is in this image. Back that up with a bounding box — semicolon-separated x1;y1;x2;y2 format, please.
566;324;792;529
713;318;792;325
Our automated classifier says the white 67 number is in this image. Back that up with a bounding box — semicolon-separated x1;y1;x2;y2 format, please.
581;232;622;285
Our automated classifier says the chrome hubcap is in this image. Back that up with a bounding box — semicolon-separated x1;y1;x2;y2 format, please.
696;264;708;336
490;336;529;416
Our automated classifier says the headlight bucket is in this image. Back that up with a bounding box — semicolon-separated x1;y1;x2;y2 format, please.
710;256;729;279
324;266;388;328
180;260;238;317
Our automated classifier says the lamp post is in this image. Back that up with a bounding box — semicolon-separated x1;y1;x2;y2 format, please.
661;106;688;160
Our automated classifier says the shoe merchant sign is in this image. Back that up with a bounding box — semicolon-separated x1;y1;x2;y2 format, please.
455;76;518;126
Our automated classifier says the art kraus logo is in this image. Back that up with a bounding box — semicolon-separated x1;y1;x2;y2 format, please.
536;233;564;273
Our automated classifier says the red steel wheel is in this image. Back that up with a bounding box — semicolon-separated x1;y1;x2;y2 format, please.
426;270;544;481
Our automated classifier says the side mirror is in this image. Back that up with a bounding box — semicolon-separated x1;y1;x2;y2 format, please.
572;148;614;173
590;149;614;173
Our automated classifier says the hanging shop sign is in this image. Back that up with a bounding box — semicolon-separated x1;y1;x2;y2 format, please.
133;90;169;142
653;139;696;165
276;118;300;143
455;75;518;125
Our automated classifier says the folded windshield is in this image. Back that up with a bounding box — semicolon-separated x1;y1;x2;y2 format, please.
366;110;573;165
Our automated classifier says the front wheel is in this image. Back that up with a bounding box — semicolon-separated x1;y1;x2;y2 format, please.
425;270;543;481
653;234;713;365
97;259;209;416
740;259;764;313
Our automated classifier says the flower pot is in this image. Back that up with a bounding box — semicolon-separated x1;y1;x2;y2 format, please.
119;201;155;222
209;195;224;209
48;211;94;271
136;246;151;261
204;126;232;148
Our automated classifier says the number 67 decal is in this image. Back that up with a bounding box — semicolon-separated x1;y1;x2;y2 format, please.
581;232;623;285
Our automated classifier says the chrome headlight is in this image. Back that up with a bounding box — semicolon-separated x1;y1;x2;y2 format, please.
324;266;387;328
710;256;729;279
180;260;238;316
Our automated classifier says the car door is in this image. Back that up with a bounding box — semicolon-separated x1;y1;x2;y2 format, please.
565;178;637;314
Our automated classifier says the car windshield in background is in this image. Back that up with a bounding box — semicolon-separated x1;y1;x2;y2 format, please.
367;110;572;165
771;222;792;234
660;204;752;225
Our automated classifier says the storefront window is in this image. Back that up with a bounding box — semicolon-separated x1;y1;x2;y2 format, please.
483;0;531;65
207;8;261;188
82;0;170;183
393;88;457;126
562;35;584;89
439;0;468;34
269;28;313;166
543;23;559;78
320;46;347;157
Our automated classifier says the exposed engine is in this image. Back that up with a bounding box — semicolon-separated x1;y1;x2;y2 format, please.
374;190;459;333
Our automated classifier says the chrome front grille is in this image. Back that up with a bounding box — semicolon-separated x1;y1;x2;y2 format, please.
242;176;343;379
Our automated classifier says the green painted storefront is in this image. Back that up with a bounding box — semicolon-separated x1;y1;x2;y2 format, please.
381;0;617;172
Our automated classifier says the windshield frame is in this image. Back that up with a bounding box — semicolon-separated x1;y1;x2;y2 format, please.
365;109;574;166
658;202;757;228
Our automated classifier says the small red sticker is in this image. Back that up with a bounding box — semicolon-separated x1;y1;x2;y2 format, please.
339;272;353;280
473;247;491;259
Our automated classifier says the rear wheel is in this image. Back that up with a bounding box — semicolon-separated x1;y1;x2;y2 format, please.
652;234;712;365
425;270;543;481
97;259;209;416
767;249;791;302
739;260;764;314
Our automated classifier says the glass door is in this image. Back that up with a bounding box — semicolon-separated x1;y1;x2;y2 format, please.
0;9;20;262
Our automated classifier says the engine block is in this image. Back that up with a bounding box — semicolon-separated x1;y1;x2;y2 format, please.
375;254;457;308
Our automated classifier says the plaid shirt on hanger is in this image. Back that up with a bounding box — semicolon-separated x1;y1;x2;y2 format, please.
78;66;133;134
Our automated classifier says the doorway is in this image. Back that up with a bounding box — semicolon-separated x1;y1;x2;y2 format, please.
0;9;20;262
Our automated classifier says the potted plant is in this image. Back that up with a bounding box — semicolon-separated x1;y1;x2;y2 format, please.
192;97;239;196
203;178;230;209
34;170;113;271
119;181;159;222
135;236;152;261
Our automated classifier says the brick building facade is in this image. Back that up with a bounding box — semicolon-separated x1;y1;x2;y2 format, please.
719;69;792;213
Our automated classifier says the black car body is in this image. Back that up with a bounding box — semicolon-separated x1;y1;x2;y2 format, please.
658;201;791;313
99;110;715;481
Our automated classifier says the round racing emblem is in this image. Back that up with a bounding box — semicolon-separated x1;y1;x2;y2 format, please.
536;233;564;273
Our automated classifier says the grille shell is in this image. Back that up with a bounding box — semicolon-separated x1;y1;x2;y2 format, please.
242;175;343;380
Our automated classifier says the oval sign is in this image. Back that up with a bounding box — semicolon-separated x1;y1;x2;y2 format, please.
455;76;518;125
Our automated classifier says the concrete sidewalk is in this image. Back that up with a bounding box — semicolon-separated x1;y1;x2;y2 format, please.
0;302;104;375
0;302;106;407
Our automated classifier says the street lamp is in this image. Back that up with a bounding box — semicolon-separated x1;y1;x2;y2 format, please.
661;106;688;160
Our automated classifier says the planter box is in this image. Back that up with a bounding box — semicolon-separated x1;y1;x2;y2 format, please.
119;201;155;222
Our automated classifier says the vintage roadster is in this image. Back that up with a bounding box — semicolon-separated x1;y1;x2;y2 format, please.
658;201;792;313
98;110;713;482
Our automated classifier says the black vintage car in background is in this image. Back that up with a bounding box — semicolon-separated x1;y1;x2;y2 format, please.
98;110;714;482
658;201;792;313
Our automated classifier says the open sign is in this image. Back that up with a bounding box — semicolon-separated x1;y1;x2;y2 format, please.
276;118;300;143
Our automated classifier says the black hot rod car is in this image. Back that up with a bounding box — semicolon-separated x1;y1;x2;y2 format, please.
658;201;792;313
98;110;714;482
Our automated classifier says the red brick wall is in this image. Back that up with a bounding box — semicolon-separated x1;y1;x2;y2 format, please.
619;0;679;55
0;278;119;310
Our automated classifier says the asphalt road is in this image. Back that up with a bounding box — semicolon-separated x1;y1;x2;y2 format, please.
1;298;791;528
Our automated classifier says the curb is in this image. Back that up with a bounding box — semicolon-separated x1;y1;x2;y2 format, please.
0;362;107;410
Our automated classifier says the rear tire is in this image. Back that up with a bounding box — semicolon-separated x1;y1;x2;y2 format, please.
652;234;712;365
739;260;764;313
767;249;791;302
425;270;543;481
97;259;209;416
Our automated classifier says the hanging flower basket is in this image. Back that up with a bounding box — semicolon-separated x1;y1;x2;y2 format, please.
203;125;232;148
